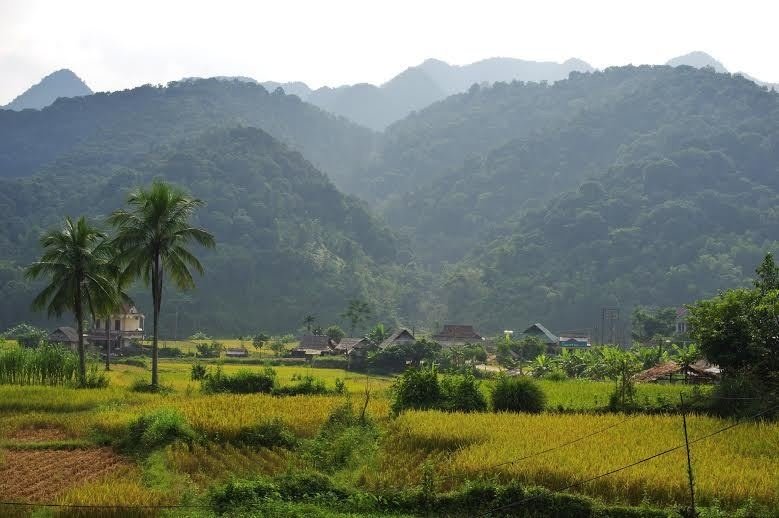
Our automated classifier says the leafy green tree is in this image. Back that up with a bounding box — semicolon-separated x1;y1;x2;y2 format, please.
325;325;345;344
631;306;677;343
302;314;316;333
252;332;270;350
754;252;779;292
26;217;118;386
2;323;48;348
673;343;701;383
341;300;372;335
109;181;214;389
366;323;390;345
270;335;294;357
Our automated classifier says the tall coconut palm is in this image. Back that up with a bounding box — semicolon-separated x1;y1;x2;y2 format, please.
108;181;214;389
26;217;118;386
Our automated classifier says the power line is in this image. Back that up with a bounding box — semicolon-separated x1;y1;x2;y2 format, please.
475;405;778;517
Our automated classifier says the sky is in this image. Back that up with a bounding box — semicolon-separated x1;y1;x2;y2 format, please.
2;0;779;104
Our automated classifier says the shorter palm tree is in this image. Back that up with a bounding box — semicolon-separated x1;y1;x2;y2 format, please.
26;217;118;386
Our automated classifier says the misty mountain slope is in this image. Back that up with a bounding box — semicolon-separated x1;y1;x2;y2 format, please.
666;51;727;73
357;65;768;203
426;68;779;331
2;69;93;111
0;126;419;334
0;78;376;187
255;56;593;131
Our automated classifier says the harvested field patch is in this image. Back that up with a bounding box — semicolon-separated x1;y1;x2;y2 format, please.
7;426;71;442
0;448;128;503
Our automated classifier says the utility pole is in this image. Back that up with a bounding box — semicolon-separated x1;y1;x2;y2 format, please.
680;394;697;516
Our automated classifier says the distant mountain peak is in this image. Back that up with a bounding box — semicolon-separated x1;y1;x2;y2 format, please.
3;68;92;111
666;51;727;73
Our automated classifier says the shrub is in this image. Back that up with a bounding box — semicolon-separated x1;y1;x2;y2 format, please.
491;375;546;413
196;341;223;358
125;409;197;451
273;374;329;396
543;368;568;382
2;323;48;348
311;355;348;369
155;346;184;358
440;372;487;412
201;367;276;394
237;418;298;449
83;363;109;388
391;367;441;414
116;357;147;369
190;362;207;381
130;378;174;394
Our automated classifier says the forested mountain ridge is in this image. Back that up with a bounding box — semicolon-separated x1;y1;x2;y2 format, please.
0;78;376;187
382;65;779;265
423;67;779;333
0;127;420;335
2;69;92;111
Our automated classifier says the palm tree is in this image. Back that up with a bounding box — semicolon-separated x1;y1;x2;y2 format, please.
109;181;214;389
26;217;118;386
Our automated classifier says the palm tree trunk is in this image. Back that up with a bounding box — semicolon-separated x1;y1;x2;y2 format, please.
151;254;161;389
75;288;86;387
105;316;111;371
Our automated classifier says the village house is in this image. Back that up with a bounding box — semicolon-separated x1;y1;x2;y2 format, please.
558;336;591;349
378;328;416;349
675;307;690;335
88;304;145;349
47;326;79;349
291;335;337;358
521;323;558;352
431;324;483;347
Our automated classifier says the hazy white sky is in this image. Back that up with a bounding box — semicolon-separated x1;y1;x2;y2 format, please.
2;0;778;104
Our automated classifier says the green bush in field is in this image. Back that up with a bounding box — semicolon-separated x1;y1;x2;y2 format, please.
491;375;546;413
201;366;276;394
440;371;487;412
190;362;207;380
273;374;330;396
391;367;441;415
126;408;197;451
237;418;298;449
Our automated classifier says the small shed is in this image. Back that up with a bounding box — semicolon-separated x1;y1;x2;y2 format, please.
48;327;79;348
432;324;483;347
378;328;415;349
634;360;720;384
225;347;249;358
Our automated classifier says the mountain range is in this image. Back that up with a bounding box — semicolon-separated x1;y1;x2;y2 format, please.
1;56;778;338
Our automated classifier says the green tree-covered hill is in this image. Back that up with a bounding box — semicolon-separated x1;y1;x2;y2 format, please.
0;78;376;187
0;127;420;335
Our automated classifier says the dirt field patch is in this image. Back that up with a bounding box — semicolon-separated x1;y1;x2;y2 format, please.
7;426;72;443
0;448;128;503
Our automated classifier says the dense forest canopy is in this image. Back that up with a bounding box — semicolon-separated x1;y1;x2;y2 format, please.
1;65;778;338
0;127;422;335
0;78;376;187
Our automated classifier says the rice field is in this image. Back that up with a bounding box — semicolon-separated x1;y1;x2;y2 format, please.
0;357;776;515
374;411;779;509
